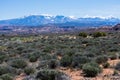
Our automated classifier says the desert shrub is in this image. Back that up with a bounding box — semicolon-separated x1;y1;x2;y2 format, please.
60;55;72;67
36;69;70;80
115;62;120;71
109;48;118;52
31;51;42;58
0;66;16;75
83;52;95;58
0;74;13;80
95;55;108;64
40;54;55;61
7;67;16;75
65;50;75;57
27;51;42;60
16;46;25;54
37;60;49;69
108;53;118;60
36;69;60;80
29;55;38;62
108;45;119;52
93;32;106;37
43;46;53;53
37;59;58;69
56;50;64;56
79;32;87;37
81;40;88;44
48;59;59;69
0;52;8;63
72;54;90;68
16;69;24;75
0;66;9;75
24;67;35;75
82;62;102;77
22;48;34;53
16;46;24;51
0;55;7;64
10;59;27;69
102;62;110;68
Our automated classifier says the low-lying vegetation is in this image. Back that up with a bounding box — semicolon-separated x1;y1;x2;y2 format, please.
0;31;120;80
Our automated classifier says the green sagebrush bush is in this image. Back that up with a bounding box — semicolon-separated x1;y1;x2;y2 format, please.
0;52;8;64
36;69;62;80
60;55;72;67
0;66;16;75
0;74;13;80
48;59;59;69
82;62;102;77
93;32;106;37
108;53;118;60
79;32;88;37
95;55;108;64
29;55;38;62
10;59;27;69
72;53;90;68
24;67;35;75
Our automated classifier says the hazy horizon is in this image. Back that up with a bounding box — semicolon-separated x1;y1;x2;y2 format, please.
1;0;120;20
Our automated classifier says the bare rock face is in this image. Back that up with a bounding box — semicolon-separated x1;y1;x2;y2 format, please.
113;24;120;31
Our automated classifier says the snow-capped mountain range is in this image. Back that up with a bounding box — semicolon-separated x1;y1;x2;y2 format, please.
0;15;120;27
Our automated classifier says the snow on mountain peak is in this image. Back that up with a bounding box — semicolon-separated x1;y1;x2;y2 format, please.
68;16;76;19
40;14;53;17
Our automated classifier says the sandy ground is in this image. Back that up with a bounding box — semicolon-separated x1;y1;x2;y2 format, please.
108;59;120;67
14;73;26;80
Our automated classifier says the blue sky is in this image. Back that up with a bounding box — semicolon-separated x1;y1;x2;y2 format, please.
0;0;120;20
